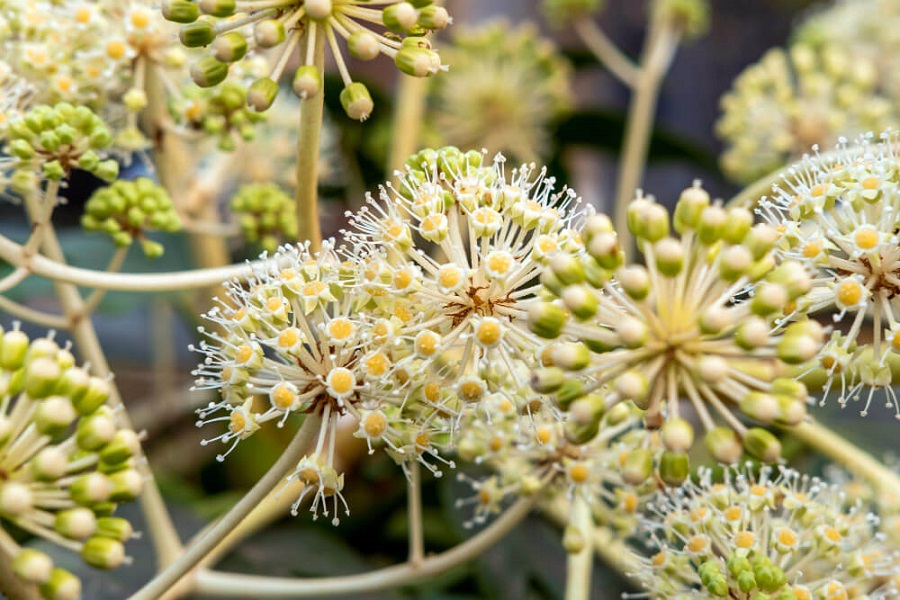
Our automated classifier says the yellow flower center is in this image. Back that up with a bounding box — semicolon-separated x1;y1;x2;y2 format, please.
362;411;387;438
854;228;879;250
271;383;297;410
326;368;355;397
568;464;590;483
278;328;300;348
327;318;355;341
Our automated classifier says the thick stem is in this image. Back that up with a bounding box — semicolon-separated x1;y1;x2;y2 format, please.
407;462;424;565
0;296;68;329
387;75;429;172
21;192;184;569
613;23;680;257
789;420;900;499
295;33;326;251
130;414;323;600
192;495;538;597
564;496;593;600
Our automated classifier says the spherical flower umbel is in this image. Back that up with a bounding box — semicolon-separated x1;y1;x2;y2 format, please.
230;182;298;253
759;133;900;420
631;465;899;599
530;183;822;474
0;324;142;599
345;147;591;431
165;0;452;120
428;21;572;163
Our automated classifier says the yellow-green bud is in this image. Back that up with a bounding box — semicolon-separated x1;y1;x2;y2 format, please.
395;45;441;77
744;224;778;260
180;20;216;47
527;302;567;339
76;410;117;451
1;329;29;370
199;0;236;17
628;200;669;242
31;447;69;481
163;0;200;22
74;376;110;415
99;430;141;465
13;549;52;584
721;207;753;244
616;370;649;408
617;265;650;301
108;469;144;502
23;356;61;398
659;451;690;486
674;183;710;233
0;482;33;517
191;56;229;87
705;426;742;464
551;342;590;371
348;30;380;61
740;391;780;424
212;31;248;62
696;205;727;245
561;284;598;320
95;517;134;542
35;396;77;437
70;472;112;505
555;379;585;410
563;525;586;553
55;508;97;540
654;237;684;277
418;5;450;29
776;332;818;365
531;366;566;393
247;77;279;112
661;418;694;452
383;2;419;33
621;449;654;485
340;82;374;121
305;0;333;20
81;537;126;570
254;19;286;48
718;245;752;281
39;568;81;600
549;253;585;285
743;427;781;463
735;316;770;350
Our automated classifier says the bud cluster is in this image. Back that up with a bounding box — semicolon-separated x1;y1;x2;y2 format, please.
631;465;899;599
163;0;451;120
4;103;118;192
0;325;141;599
230;183;298;253
81;178;183;258
529;182;821;480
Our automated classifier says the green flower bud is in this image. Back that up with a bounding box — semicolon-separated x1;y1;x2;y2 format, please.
628;200;669;242
395;45;440;77
743;427;781;463
13;549;53;584
76;410;117;451
562;525;586;553
564;415;600;445
621;448;654;485
34;396;77;437
718;245;752;281
81;537;126;570
734;316;770;350
417;5;450;29
740;391;780;424
549;253;585;285
10;139;35;159
95;517;134;542
617;265;650;301
55;507;97;540
659;451;690;486
180;20;216;47
70;472;112;506
696;205;727;245
587;232;623;270
74;377;110;415
163;0;200;22
616;370;649;408
661;418;694;452
705;426;743;464
383;2;419;33
560;284;598;320
191;56;229;87
31;447;68;481
108;469;144;502
39;568;81;600
340;82;374;121
654;237;684;277
212;31;248;62
292;65;322;99
77;150;100;172
1;329;30;370
94;160;119;182
198;0;236;17
531;366;566;393
555;379;584;410
43;160;65;181
675;184;711;233
744;225;778;260
776;332;818;365
0;482;33;517
23;356;62;399
247;78;279;112
550;342;591;371
527;302;567;339
254;19;286;48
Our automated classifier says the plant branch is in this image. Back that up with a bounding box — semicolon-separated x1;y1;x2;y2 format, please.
564;496;593;600
387;75;429;172
613;20;681;257
130;414;323;600
789;420;900;500
79;246;128;317
191;494;538;597
0;296;68;329
295;31;326;251
573;20;639;88
407;461;424;565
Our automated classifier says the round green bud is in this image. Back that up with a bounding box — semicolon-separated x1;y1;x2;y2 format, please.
13;549;53;584
76;410;118;451
95;517;134;542
99;430;141;466
74;376;110;415
531;366;566;394
31;447;69;481
587;232;623;270
563;525;586;553
180;20;216;47
247;77;279;112
383;2;419;33
43;160;66;181
212;31;248;62
555;379;585;410
395;45;441;77
654;237;684;277
108;469;144;502
34;396;77;437
305;0;333;20
39;568;81;600
254;19;286;48
81;537;126;570
740;391;780;424
661;417;694;452
77;149;100;172
55;507;98;540
1;329;30;370
23;356;62;399
721;207;754;244
621;448;654;485
659;451;690;487
198;0;236;17
550;342;591;371
527;302;567;339
70;472;112;505
560;284;598;320
162;0;200;22
704;426;742;464
417;5;450;29
616;370;649;408
696;205;727;245
10;139;35;159
94;160;119;182
617;265;650;301
0;482;33;517
348;30;380;60
292;65;322;99
743;427;782;463
340;82;374;121
191;56;229;87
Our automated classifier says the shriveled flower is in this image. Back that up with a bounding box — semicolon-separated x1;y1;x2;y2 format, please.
716;44;894;184
530;183;822;474
346;147;590;431
191;241;448;523
165;0;451;120
427;21;571;163
0;324;142;598
631;465;899;599
758;133;900;420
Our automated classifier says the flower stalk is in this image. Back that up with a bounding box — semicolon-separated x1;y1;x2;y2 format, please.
295;31;326;251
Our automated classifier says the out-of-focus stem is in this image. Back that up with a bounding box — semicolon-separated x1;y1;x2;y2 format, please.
408;462;425;565
387;75;429;172
564;496;593;600
295;31;326;251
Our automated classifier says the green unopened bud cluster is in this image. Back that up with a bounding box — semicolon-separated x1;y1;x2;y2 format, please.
173;82;267;151
231;183;298;253
542;0;604;27
4;103;118;191
528;183;820;479
82;178;182;258
632;466;898;599
163;0;450;120
0;325;141;597
655;0;710;40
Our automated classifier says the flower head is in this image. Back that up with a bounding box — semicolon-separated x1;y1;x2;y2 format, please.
0;324;142;596
427;21;572;163
530;183;822;475
346;147;590;432
166;0;451;120
631;465;899;599
759;133;900;420
230;183;298;253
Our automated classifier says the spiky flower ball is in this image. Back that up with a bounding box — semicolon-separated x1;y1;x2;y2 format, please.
346;147;590;430
631;465;899;599
165;0;451;120
230;183;298;253
530;183;822;476
4;103;118;191
428;22;571;163
0;324;142;599
759;133;900;420
716;44;893;184
191;241;447;523
82;178;182;258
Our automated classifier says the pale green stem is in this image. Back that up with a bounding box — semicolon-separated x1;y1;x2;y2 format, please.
573;20;639;88
0;296;68;329
613;21;681;257
789;420;900;500
407;461;424;565
295;32;326;251
130;414;323;600
564;496;594;600
79;246;128;317
0;529;41;600
191;494;538;597
21;189;184;570
387;75;429;173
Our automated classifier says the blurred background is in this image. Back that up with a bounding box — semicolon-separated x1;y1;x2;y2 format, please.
8;1;882;598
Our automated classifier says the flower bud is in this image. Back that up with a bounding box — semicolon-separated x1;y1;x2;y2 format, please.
76;410;117;451
721;207;754;244
661;418;694;452
743;427;781;463
527;302;567;339
718;245;752;281
348;30;380;60
550;342;590;371
190;57;229;87
563;525;586;554
212;31;248;62
0;482;33;517
31;447;69;481
744;224;778;260
776;333;818;365
735;316;769;350
74;376;110;415
659;451;690;486
24;356;62;398
531;366;565;393
621;449;654;485
99;430;141;465
587;232;623;270
81;537;126;570
616;370;649;408
180;20;216;47
340;82;374;121
617;265;650;301
35;396;77;437
255;19;286;47
162;0;200;22
696;205;727;245
13;549;52;584
555;379;584;410
564;417;600;445
108;469;144;502
395;45;441;77
740;391;780;424
39;568;81;600
616;317;648;348
247;77;279;112
549;253;585;285
705;426;742;464
583;213;614;242
560;285;598;320
1;329;30;370
674;182;710;233
628;200;669;242
568;393;606;427
383;2;419;33
654;238;684;276
70;472;112;506
95;517;134;542
199;0;236;17
418;5;450;29
55;508;97;540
